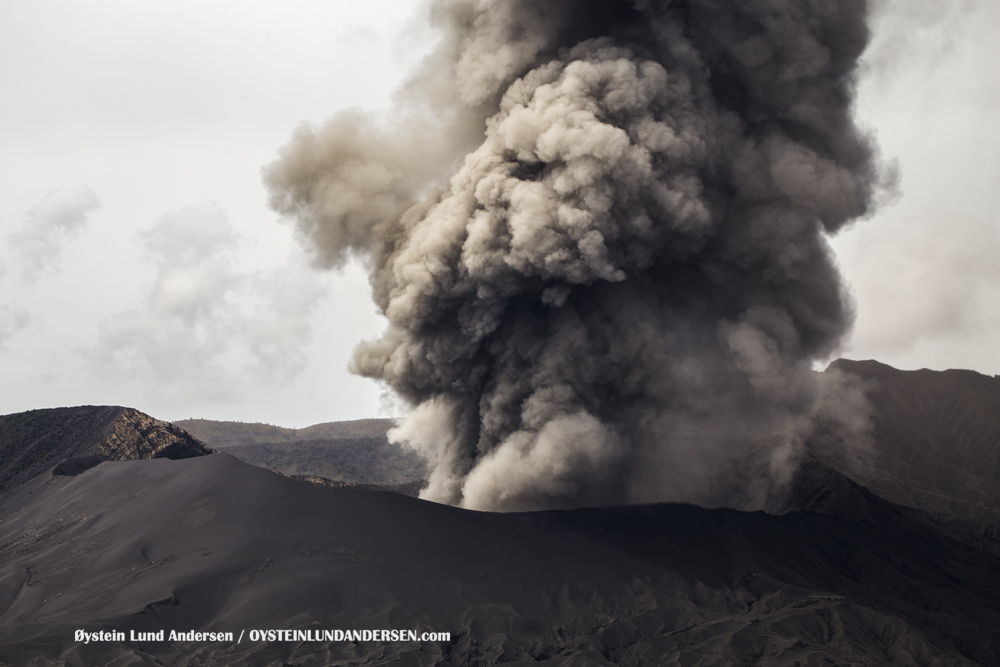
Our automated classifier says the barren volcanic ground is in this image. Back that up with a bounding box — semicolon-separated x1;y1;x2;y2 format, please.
1;454;999;665
1;361;1000;665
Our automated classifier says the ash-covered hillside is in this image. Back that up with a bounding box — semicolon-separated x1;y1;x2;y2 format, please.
2;360;1000;664
808;359;1000;547
174;417;427;493
2;451;1000;666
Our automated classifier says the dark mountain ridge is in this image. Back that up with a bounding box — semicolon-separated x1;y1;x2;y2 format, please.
810;359;1000;545
173;417;395;448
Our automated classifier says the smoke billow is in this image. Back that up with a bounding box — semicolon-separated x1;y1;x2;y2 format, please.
265;0;887;511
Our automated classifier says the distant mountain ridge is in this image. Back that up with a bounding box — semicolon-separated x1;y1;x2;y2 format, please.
174;417;427;492
172;417;395;448
809;359;1000;544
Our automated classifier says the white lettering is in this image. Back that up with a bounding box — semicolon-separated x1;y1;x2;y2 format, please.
74;629;126;644
165;630;235;642
240;628;449;643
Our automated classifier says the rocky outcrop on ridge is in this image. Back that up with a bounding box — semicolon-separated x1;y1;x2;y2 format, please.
0;406;212;494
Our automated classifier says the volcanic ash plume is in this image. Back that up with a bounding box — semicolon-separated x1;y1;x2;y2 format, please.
265;0;887;511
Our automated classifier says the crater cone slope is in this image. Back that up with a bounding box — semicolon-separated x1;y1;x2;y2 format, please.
1;453;999;665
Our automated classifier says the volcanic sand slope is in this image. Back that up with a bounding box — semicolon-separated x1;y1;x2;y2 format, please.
811;360;1000;544
173;418;427;491
1;453;999;666
4;369;1000;664
0;407;212;495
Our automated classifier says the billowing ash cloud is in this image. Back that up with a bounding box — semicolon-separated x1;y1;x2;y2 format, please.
265;0;888;511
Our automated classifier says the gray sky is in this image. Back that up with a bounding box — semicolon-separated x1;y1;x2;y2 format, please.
1;0;997;427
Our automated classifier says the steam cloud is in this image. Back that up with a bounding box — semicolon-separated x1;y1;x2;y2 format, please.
265;0;887;511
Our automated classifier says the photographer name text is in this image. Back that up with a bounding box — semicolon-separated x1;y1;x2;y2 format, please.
74;628;451;644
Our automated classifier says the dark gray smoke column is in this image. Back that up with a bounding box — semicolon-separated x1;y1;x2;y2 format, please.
265;0;884;511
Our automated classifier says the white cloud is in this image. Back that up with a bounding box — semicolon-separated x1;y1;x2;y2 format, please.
7;185;101;283
845;215;1000;354
827;0;1000;375
865;0;993;83
0;304;29;350
93;203;331;401
0;259;28;348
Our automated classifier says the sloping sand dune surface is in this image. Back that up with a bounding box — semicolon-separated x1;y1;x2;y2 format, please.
1;454;999;666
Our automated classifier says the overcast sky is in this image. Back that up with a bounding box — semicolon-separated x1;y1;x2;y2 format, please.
1;0;997;427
